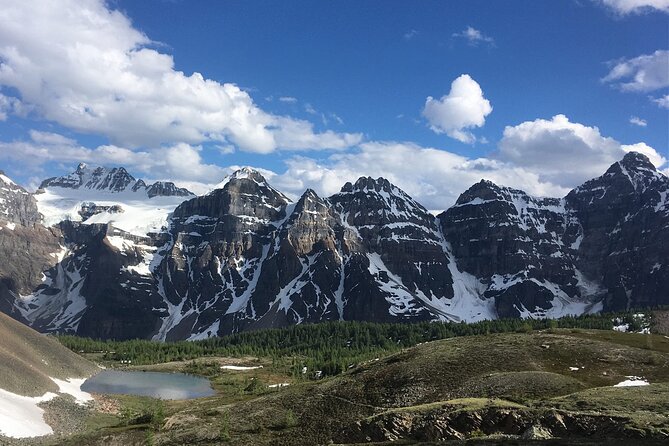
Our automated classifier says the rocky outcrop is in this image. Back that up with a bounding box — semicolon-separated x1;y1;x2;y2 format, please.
146;181;192;198
336;405;656;443
79;202;124;220
439;152;668;318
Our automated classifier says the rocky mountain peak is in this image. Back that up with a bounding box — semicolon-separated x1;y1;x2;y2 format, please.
38;164;193;198
619;151;656;172
146;181;193;198
569;151;667;203
291;189;328;216
334;176;430;224
231;166;267;183
213;167;271;191
175;168;288;221
452;179;506;206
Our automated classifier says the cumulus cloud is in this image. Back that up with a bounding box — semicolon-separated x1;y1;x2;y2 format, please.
0;94;20;121
497;114;666;187
0;0;361;152
452;26;495;46
596;0;669;14
602;50;669;92
268;141;568;210
0;131;226;184
629;116;647;126
621;142;667;167
5;119;661;211
422;74;492;144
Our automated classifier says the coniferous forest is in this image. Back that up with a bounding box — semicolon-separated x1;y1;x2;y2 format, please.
57;312;649;377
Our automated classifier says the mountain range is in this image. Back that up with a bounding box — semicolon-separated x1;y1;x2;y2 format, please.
0;152;666;340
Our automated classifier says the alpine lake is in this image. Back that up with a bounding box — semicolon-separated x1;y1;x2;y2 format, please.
81;369;215;400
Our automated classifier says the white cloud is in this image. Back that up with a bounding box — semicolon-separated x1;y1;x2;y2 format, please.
602;50;669;92
278;96;298;103
629;116;647;127
403;29;419;40
0;0;361;152
269;141;568;210
597;0;669;14
5;119;662;212
305;104;318;115
621;142;667;167
452;26;495;46
498;114;665;187
422;74;492;144
0;94;19;121
0;131;226;183
652;94;669;108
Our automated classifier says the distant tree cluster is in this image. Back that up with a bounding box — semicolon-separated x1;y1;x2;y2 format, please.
56;312;641;378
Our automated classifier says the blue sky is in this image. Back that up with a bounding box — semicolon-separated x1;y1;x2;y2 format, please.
0;0;667;208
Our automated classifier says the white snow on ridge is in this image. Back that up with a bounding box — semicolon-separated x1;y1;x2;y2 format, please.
614;376;649;387
0;174;16;185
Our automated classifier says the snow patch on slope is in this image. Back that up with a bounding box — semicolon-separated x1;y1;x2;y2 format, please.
0;389;58;438
50;377;93;405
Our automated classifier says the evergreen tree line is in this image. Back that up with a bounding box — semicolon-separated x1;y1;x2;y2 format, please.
56;311;652;377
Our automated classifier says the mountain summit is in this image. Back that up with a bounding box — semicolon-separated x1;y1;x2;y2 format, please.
40;164;193;198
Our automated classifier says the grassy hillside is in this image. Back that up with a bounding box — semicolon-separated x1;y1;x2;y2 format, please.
145;329;669;445
12;313;666;445
0;312;97;396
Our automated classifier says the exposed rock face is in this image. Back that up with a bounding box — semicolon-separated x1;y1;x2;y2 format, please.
439;152;668;317
0;153;667;340
151;170;484;340
566;152;669;311
39;163;194;198
439;181;589;319
0;174;61;318
16;222;163;339
336;406;651;443
0;171;42;225
79;202;124;220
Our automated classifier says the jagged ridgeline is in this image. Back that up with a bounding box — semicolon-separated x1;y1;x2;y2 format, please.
0;152;667;340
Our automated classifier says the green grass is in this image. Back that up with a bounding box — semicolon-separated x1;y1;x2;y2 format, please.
19;317;669;446
141;329;669;446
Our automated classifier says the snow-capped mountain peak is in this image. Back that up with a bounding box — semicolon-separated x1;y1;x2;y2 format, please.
212;166;274;191
39;164;193;198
